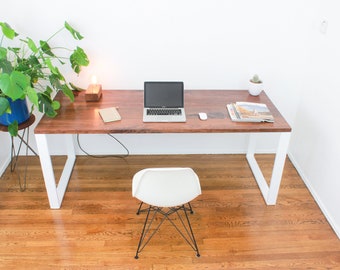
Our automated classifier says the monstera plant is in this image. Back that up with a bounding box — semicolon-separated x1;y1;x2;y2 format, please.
0;21;89;136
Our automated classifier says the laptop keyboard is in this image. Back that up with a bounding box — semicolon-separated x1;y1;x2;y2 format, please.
147;108;182;116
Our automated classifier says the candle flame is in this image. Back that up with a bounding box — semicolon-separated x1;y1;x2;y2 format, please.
91;75;97;85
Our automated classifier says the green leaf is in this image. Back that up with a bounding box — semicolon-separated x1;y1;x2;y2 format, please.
25;55;42;83
0;71;30;100
52;100;60;110
45;86;53;96
0;96;10;115
0;47;7;59
26;86;39;107
16;59;30;73
8;121;18;137
0;73;10;93
70;47;89;74
0;22;17;39
27;37;38;53
69;82;85;91
45;58;59;76
0;57;13;73
8;47;20;54
40;40;54;57
37;92;57;117
49;74;63;90
64;21;84;40
61;84;74;102
28;55;41;67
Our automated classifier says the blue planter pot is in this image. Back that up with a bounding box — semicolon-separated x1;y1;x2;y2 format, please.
0;98;30;126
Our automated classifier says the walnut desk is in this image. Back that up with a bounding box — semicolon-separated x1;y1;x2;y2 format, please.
34;90;291;209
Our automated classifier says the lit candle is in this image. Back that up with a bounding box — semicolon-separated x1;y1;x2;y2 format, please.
85;75;102;101
90;75;99;93
91;75;97;85
87;75;101;94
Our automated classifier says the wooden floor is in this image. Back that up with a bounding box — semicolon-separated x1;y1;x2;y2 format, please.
0;154;339;269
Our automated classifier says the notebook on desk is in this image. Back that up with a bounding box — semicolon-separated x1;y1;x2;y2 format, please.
143;81;186;122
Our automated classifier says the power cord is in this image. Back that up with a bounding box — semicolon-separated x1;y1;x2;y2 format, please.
76;134;130;159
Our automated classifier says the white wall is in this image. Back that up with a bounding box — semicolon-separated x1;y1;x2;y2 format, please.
289;0;340;238
0;133;10;175
1;1;339;237
1;0;308;156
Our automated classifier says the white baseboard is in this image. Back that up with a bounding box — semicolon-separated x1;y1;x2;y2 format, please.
288;152;340;239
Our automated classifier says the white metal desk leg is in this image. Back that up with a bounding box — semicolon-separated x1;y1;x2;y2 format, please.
246;132;291;205
246;133;269;202
266;132;291;205
35;134;76;209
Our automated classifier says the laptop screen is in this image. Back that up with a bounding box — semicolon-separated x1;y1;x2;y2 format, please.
144;81;184;108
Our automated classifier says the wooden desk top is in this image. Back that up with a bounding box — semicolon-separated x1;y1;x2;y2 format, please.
34;90;291;134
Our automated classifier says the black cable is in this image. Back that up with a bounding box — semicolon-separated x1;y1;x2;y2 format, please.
76;134;130;159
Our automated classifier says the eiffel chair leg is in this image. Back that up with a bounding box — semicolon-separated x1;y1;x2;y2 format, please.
165;205;200;257
135;206;168;259
135;205;151;259
136;202;144;215
186;202;194;214
182;205;200;257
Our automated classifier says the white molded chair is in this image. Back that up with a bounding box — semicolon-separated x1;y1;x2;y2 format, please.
132;167;202;259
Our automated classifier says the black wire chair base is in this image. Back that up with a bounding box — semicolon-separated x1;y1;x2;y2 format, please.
136;202;194;215
134;202;200;259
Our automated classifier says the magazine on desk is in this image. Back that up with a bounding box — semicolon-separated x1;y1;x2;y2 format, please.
227;102;274;123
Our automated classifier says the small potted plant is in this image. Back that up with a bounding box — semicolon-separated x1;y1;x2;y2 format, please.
248;74;263;96
0;21;89;136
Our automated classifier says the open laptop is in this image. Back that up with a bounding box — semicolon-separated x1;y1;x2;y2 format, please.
143;81;186;122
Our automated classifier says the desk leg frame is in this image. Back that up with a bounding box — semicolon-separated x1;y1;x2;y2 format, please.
35;134;76;209
35;132;290;208
246;132;291;205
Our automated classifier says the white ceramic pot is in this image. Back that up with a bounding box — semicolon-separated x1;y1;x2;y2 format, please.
248;81;263;96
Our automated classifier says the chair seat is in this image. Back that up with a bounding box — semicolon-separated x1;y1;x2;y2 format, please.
132;167;202;207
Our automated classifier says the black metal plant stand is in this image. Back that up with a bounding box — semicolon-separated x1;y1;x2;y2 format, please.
0;115;38;191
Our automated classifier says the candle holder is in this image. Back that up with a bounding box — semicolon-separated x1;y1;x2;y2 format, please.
85;76;102;102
